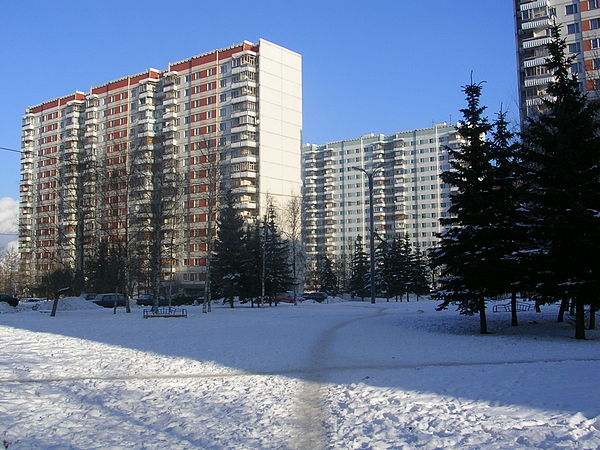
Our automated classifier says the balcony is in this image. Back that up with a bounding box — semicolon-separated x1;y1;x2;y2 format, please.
233;201;257;210
230;154;258;164
230;80;257;91
231;64;256;75
230;140;257;148
523;57;546;68
521;18;551;31
230;124;257;134
231;185;257;194
522;37;551;49
230;94;257;104
230;171;257;179
524;76;552;87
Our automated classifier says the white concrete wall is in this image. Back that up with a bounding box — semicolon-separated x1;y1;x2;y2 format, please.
258;39;303;216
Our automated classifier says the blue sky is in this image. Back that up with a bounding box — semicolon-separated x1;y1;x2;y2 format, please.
0;0;517;202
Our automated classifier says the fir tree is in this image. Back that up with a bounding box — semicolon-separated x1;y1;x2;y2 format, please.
431;77;495;334
211;191;245;308
349;236;369;300
263;205;293;305
239;223;263;307
520;25;600;339
410;247;430;301
318;254;338;294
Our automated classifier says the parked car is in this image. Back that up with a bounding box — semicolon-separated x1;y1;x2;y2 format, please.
92;293;127;308
276;293;305;303
20;297;45;303
134;294;167;307
302;292;328;302
80;293;97;301
170;293;196;306
0;294;19;307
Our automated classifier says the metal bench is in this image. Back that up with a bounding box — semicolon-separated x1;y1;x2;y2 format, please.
493;302;533;312
143;306;187;319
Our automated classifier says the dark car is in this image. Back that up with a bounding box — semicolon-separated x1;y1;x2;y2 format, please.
171;293;197;306
134;295;167;307
302;292;328;302
0;294;19;307
92;293;127;308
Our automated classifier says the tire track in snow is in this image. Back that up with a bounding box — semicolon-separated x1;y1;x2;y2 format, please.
290;305;388;450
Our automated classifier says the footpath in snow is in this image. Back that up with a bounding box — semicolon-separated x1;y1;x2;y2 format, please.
0;298;599;449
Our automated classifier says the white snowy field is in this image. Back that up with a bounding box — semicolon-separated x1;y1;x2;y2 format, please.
0;298;599;449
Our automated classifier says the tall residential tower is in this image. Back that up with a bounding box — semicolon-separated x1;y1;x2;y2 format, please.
19;39;302;293
302;123;462;264
515;0;600;119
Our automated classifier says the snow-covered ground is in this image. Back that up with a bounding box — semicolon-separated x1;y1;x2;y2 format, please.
0;298;599;449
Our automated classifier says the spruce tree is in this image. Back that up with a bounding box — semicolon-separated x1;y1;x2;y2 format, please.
318;254;338;294
263;205;292;305
349;236;369;300
488;109;530;326
520;25;600;339
410;248;430;301
239;222;262;307
431;78;495;334
211;191;245;308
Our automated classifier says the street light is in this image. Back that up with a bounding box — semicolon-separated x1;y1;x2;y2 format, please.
352;164;383;304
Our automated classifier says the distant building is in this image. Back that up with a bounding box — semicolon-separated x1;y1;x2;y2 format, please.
514;0;600;120
302;123;462;265
19;39;302;292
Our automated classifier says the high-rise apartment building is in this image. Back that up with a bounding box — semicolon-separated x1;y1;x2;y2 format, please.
514;0;600;119
19;39;302;292
302;123;462;264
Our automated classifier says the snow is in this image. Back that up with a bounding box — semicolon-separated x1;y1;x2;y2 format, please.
0;298;599;448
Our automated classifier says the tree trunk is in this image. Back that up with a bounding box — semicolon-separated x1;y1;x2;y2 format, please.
535;300;541;313
589;305;596;330
557;298;568;322
406;292;410;302
511;291;518;326
50;294;59;317
479;297;488;334
569;298;576;316
575;299;586;340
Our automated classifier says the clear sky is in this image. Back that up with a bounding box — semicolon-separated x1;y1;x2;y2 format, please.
0;0;517;203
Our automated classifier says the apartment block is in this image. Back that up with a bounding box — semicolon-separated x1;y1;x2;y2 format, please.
19;39;302;292
302;123;462;263
515;0;600;119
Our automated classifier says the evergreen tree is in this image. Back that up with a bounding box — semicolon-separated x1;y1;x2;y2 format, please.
239;223;262;307
375;240;391;300
349;236;369;300
263;205;293;304
431;78;495;334
488;109;531;326
410;247;431;301
318;254;338;294
520;25;600;339
212;191;245;308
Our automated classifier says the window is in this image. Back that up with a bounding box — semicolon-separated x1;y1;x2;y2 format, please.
594;59;600;70
571;62;583;73
569;42;581;53
220;93;227;102
565;4;578;15
568;23;580;34
591;18;600;29
590;0;599;9
591;38;600;49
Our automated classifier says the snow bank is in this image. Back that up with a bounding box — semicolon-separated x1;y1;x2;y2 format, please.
0;302;16;314
34;296;103;312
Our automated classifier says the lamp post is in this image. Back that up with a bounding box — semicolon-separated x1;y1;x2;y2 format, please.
352;165;382;304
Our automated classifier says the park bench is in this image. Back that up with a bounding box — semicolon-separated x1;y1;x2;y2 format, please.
143;306;187;319
493;302;533;313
